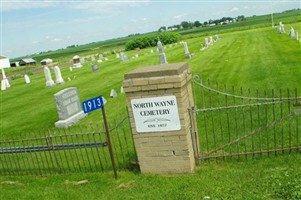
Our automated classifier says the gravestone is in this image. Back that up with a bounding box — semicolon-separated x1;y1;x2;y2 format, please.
91;64;99;72
182;42;191;59
24;74;30;84
289;26;295;38
209;36;214;45
204;38;209;48
120;86;124;93
54;87;87;128
99;54;103;59
97;59;102;63
104;57;109;61
157;39;168;64
150;49;154;53
279;22;285;34
116;53;120;58
110;89;117;98
120;52;128;62
1;58;11;90
44;66;55;87
215;34;220;41
1;68;10;91
69;67;73;72
54;66;64;84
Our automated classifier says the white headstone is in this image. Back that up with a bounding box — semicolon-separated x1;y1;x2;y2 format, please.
99;54;103;59
69;67;73;72
120;86;124;93
110;89;117;98
44;66;55;87
135;54;139;58
209;36;214;45
150;49;154;53
182;42;191;59
97;59;103;63
116;53;120;58
1;68;10;90
205;38;209;48
54;66;64;84
24;74;30;84
289;26;295;38
104;57;108;61
68;77;71;81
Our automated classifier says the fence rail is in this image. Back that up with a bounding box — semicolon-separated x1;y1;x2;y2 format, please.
0;115;136;176
193;76;301;160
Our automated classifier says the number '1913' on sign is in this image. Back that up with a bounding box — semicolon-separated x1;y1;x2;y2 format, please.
82;96;104;113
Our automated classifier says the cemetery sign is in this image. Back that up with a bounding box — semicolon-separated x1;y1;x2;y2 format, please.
131;95;181;133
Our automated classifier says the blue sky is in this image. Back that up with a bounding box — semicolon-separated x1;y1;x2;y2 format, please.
1;0;300;58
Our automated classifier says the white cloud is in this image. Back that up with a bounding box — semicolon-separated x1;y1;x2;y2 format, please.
173;14;187;19
51;38;62;42
230;7;239;12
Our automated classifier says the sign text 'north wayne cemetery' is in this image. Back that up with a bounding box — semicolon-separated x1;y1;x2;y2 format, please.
131;96;181;133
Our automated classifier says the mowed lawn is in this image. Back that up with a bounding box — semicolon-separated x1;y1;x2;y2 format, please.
1;23;300;135
0;154;300;200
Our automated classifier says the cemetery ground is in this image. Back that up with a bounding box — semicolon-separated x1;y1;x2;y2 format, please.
1;13;301;199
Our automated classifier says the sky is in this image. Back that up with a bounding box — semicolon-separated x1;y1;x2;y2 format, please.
1;0;300;59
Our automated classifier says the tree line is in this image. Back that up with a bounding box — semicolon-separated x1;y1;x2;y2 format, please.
159;15;246;31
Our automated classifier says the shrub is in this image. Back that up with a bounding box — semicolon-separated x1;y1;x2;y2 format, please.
125;32;181;51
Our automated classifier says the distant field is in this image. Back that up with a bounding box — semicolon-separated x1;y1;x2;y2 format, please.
9;9;300;64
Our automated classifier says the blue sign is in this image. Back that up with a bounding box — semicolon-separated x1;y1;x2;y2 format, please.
82;96;104;113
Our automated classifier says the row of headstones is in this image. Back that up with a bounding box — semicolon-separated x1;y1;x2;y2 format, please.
201;35;221;51
44;66;65;87
276;22;299;42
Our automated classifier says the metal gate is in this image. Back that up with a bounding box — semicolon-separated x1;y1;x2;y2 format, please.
192;76;301;160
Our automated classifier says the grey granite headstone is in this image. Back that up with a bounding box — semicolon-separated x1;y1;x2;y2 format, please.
120;52;128;62
54;87;87;128
91;64;99;72
157;39;168;64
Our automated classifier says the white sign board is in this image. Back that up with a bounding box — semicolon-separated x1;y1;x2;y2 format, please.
131;96;181;133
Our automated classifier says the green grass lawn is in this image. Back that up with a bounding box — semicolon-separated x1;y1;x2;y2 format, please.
0;154;300;200
1;22;300;134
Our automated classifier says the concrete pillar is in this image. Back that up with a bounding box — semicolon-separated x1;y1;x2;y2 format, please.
123;62;198;174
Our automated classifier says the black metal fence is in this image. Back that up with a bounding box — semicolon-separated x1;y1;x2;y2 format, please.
193;76;301;160
0;116;137;176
